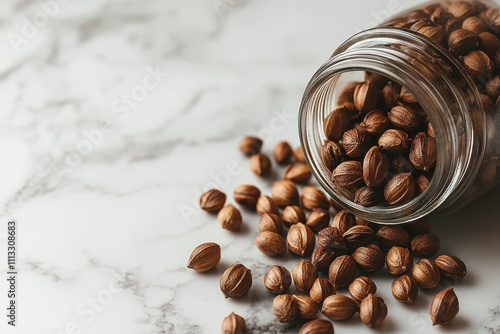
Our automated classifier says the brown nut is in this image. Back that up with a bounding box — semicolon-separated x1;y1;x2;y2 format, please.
392;275;418;304
448;29;479;56
220;264;252;298
318;227;343;248
298;319;334;334
430;288;459;326
187;242;221;273
218;204;243;231
360;109;390;135
412;258;441;289
378;129;410;155
416;174;431;193
281;205;306;227
255;231;287;257
233;184;261;207
249;153;272;177
258;213;283;234
411;233;440;256
293;260;319;293
359;294;388;328
283;163;312;184
256;195;279;216
199;189;226;213
384;173;416;205
354;81;380;114
331;210;356;235
328;255;357;289
222;312;247;334
239;136;262;156
386;246;413;276
287;223;315;257
388;105;420;131
271;180;299;207
352;244;385;272
324;106;351;140
272;294;299;323
309;277;335;305
301;186;330;210
463;50;494;77
382;81;401;108
331;161;363;189
363;146;389;187
322;294;359;321
311;247;336;272
264;265;292;294
342;225;376;249
306;209;330;233
376;226;410;249
293;295;319;320
342;127;372;158
349;276;377;302
322;140;345;171
354;186;382;207
434;255;467;280
409;132;437;171
273;141;293;165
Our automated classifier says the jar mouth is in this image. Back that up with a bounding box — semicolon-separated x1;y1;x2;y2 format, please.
299;27;483;224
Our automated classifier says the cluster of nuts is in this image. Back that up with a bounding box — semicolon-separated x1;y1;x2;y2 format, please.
384;0;500;193
187;135;467;333
323;75;436;207
322;1;500;208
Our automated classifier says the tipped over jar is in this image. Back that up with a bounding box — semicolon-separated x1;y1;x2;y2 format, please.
299;0;500;224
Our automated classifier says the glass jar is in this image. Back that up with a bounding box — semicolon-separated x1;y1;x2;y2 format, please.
299;0;499;224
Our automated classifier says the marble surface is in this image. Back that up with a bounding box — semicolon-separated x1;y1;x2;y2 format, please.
0;0;500;333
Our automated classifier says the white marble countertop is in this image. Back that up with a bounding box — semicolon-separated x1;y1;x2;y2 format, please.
0;0;499;333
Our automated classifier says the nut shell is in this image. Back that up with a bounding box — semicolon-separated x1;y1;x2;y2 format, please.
222;312;247;334
218;205;243;231
272;180;299;207
287;223;315;257
264;265;292;294
322;294;359;321
411;234;440;256
434;255;467;280
187;242;221;273
220;264;252;298
272;294;299;323
199;189;226;213
430;288;459;326
298;319;334;334
328;255;357;289
349;276;377;302
386;246;413;276
412;258;441;289
309;277;335;305
359;294;388;328
293;295;319;320
255;231;287;257
392;275;418;304
293;260;319;292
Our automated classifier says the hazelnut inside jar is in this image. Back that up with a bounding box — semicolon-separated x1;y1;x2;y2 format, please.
299;0;500;224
